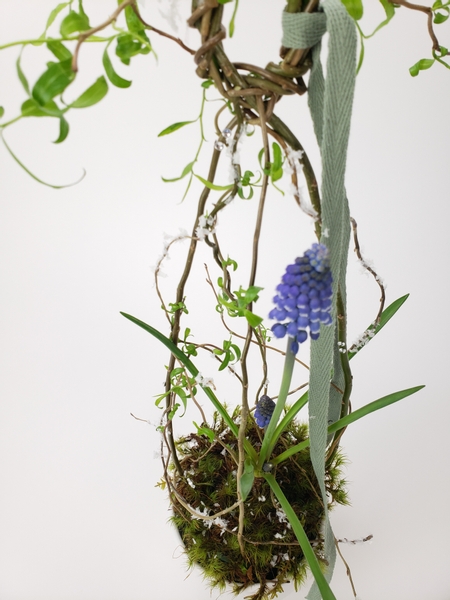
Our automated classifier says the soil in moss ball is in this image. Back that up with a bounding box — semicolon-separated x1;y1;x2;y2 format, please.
169;409;348;600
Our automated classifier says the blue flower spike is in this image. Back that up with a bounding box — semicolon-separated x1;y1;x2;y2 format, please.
254;395;276;428
269;243;333;354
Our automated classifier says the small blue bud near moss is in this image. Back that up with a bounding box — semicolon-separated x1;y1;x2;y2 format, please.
269;243;333;353
254;394;276;428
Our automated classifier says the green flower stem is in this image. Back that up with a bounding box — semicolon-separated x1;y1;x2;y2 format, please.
271;384;425;465
264;472;337;600
0;115;24;128
337;291;352;420
257;338;296;470
272;389;308;442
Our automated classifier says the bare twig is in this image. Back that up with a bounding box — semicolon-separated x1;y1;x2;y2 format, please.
131;4;195;55
350;218;385;325
388;0;440;51
334;536;359;598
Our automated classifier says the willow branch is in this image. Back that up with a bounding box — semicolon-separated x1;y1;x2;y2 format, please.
389;0;440;51
131;4;195;54
72;0;135;72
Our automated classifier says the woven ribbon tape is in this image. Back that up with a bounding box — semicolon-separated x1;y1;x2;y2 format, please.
282;2;357;598
282;12;327;49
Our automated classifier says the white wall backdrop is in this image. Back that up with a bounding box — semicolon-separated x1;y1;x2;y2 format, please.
1;2;450;599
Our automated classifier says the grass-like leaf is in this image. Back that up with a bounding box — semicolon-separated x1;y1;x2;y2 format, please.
272;385;425;465
348;294;409;359
264;473;337;600
120;311;257;461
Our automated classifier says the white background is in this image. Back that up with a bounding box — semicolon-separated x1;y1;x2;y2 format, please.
1;2;450;599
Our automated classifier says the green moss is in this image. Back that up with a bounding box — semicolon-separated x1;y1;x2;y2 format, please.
168;410;348;600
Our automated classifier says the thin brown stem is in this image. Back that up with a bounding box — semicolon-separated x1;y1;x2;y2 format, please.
164;148;222;477
131;4;195;54
389;0;440;51
350;218;385;325
334;537;358;597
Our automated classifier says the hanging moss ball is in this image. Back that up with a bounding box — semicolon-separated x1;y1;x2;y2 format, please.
169;409;348;600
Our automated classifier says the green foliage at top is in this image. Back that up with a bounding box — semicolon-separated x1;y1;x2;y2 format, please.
0;0;155;183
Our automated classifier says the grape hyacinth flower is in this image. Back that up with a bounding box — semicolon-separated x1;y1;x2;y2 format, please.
254;395;276;428
269;243;333;354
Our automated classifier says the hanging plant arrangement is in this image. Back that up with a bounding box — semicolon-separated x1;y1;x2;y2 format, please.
1;0;447;598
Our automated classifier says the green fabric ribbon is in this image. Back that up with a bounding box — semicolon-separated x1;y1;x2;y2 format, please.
282;1;357;598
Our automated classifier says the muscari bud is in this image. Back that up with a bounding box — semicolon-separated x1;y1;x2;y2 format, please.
254;395;276;428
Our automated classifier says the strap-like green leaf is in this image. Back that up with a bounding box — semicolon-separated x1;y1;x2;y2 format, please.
264;473;337;600
348;294;409;359
272;385;425;465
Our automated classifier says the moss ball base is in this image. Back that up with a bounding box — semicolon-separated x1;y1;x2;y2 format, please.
169;410;348;600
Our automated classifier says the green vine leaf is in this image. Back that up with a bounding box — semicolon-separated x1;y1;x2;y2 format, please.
162;161;195;183
194;173;233;191
434;9;449;24
70;76;108;108
32;59;75;106
341;0;363;20
239;458;254;502
53;115;69;143
102;44;132;88
125;4;150;45
47;40;72;62
379;0;395;19
41;2;71;38
158;120;197;137
16;51;30;96
409;58;435;76
59;10;90;37
21;98;62;118
193;421;215;442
